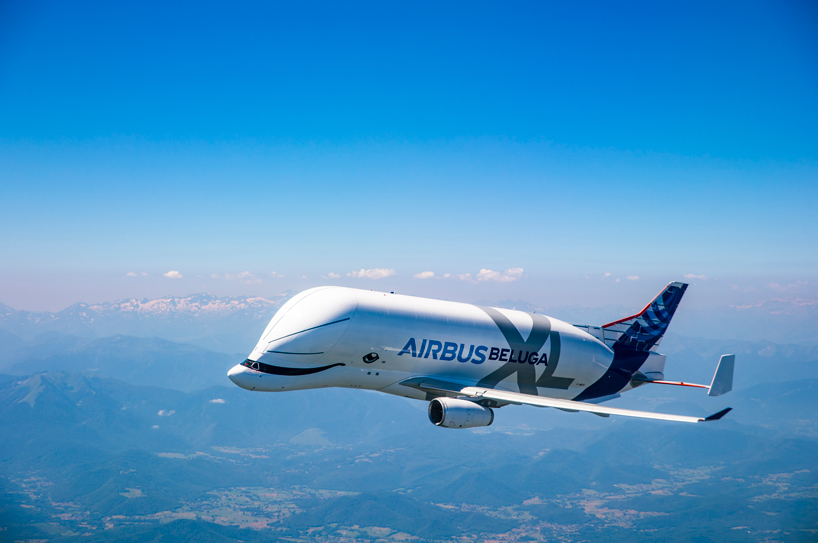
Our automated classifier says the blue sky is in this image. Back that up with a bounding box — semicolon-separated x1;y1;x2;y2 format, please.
1;0;816;312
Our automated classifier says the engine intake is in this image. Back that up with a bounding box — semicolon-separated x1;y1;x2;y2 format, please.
428;397;494;428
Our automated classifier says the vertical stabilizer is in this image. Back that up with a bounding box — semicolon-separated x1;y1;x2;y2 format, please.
573;282;688;401
602;282;688;352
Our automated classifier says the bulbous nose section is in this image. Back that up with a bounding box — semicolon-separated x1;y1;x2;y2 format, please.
228;364;247;386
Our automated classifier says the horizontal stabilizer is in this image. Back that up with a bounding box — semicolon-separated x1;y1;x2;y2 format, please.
708;354;735;397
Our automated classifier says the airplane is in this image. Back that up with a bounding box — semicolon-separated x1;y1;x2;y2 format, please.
227;282;734;428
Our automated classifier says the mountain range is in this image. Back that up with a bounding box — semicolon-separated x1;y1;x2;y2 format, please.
2;334;241;392
1;291;816;542
0;293;292;353
1;370;815;542
2;289;815;361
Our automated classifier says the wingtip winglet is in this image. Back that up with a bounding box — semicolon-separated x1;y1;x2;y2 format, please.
703;407;732;421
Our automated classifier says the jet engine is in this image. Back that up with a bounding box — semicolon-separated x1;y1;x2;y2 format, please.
428;397;494;428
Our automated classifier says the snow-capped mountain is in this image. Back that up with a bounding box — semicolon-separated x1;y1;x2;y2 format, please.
0;292;295;353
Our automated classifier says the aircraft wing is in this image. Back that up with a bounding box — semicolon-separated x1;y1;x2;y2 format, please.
399;377;731;423
459;386;731;423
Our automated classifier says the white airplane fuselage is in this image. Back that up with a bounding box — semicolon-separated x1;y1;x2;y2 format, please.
227;286;647;402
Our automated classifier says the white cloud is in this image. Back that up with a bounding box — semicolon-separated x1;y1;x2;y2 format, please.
476;268;524;283
626;275;640;281
411;269;523;283
209;398;226;404
270;271;284;278
126;272;138;277
231;271;261;283
211;271;261;284
157;409;176;416
768;281;809;292
684;274;707;280
347;268;396;279
615;278;620;283
602;272;612;278
235;271;261;284
327;272;340;279
163;271;182;279
152;425;159;429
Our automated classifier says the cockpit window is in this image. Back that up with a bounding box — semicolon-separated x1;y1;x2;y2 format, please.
241;359;260;371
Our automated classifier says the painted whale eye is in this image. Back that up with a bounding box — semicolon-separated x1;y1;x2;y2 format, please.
363;352;379;363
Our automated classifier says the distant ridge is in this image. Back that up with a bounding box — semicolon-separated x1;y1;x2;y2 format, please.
5;334;240;392
0;292;295;353
0;292;292;325
81;292;289;318
3;289;817;352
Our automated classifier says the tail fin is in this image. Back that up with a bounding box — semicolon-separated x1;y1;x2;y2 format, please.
603;282;688;352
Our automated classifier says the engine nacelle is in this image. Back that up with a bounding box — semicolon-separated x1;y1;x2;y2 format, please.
428;397;494;429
